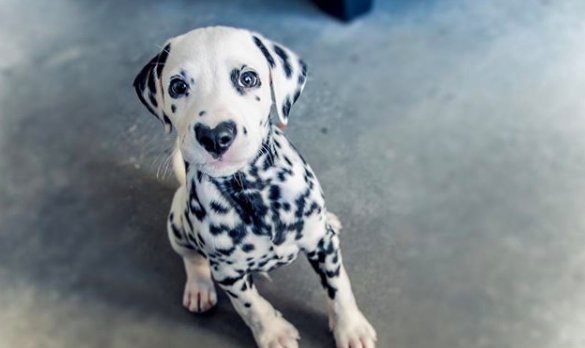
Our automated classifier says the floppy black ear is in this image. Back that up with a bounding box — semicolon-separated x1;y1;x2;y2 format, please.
133;43;173;133
252;34;308;128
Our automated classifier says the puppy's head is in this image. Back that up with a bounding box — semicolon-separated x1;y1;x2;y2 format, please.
133;26;308;177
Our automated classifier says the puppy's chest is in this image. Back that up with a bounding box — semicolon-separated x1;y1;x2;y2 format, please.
184;165;322;271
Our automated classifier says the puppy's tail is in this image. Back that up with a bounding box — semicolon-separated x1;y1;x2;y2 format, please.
172;142;186;186
326;212;343;236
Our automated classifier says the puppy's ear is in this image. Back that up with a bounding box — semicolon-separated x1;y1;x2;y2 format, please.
251;34;308;128
133;43;173;133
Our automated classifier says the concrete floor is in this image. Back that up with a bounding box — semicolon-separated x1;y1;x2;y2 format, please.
1;0;585;347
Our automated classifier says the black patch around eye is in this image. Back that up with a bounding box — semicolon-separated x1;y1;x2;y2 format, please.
252;36;276;68
230;69;245;95
273;44;292;78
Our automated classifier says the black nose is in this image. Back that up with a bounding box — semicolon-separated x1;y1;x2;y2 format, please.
194;121;237;158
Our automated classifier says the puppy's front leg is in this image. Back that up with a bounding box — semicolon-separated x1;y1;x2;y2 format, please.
306;225;377;348
182;254;217;312
215;274;300;348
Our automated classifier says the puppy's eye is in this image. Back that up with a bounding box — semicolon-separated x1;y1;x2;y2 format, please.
239;70;260;88
169;78;189;98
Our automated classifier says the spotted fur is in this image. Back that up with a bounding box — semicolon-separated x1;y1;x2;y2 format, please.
133;26;376;348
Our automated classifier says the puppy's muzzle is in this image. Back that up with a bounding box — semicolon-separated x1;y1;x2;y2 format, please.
194;121;237;158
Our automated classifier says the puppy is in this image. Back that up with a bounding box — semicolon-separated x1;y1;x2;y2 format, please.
133;26;376;348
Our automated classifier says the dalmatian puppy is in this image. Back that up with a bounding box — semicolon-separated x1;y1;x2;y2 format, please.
133;26;376;348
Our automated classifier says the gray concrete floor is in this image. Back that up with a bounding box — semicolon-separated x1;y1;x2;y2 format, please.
1;0;585;347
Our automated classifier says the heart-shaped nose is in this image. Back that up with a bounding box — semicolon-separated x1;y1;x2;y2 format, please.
194;121;237;158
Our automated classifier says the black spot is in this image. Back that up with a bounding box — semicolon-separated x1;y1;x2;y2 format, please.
210;201;230;214
199;110;206;117
183;209;194;232
332;251;339;264
148;93;158;107
282;97;292;118
269;185;281;201
162;113;172;129
156;44;171;78
242;244;255;252
304;201;320;216
320;127;328;134
283;156;292;166
230;69;245;95
252;36;276;68
228;224;247;245
273;44;292;78
255;96;261;101
209;224;226;235
217;246;236;257
244;302;251;308
243;127;248;135
170;222;182;239
299;59;308;85
189;181;207;221
225;290;239;298
308;257;338;299
171;104;176;113
293;90;301;103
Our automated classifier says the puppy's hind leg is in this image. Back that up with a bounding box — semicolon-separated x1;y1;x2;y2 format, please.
167;187;217;312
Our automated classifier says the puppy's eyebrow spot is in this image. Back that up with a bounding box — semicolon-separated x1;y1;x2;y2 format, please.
243;127;248;135
199;110;206;117
171;104;176;113
256;96;261;102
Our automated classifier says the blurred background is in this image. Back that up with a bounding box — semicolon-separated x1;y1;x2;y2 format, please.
1;0;585;347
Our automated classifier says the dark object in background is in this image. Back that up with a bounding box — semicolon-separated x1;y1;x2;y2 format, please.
313;0;373;21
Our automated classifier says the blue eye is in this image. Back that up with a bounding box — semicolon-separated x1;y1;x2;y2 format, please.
239;70;260;88
169;78;189;98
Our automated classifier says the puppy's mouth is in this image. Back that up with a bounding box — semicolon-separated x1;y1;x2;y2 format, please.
199;155;249;177
206;157;241;168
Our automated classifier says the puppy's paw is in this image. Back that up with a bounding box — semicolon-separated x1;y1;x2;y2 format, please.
332;310;377;348
183;275;217;313
254;314;300;348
